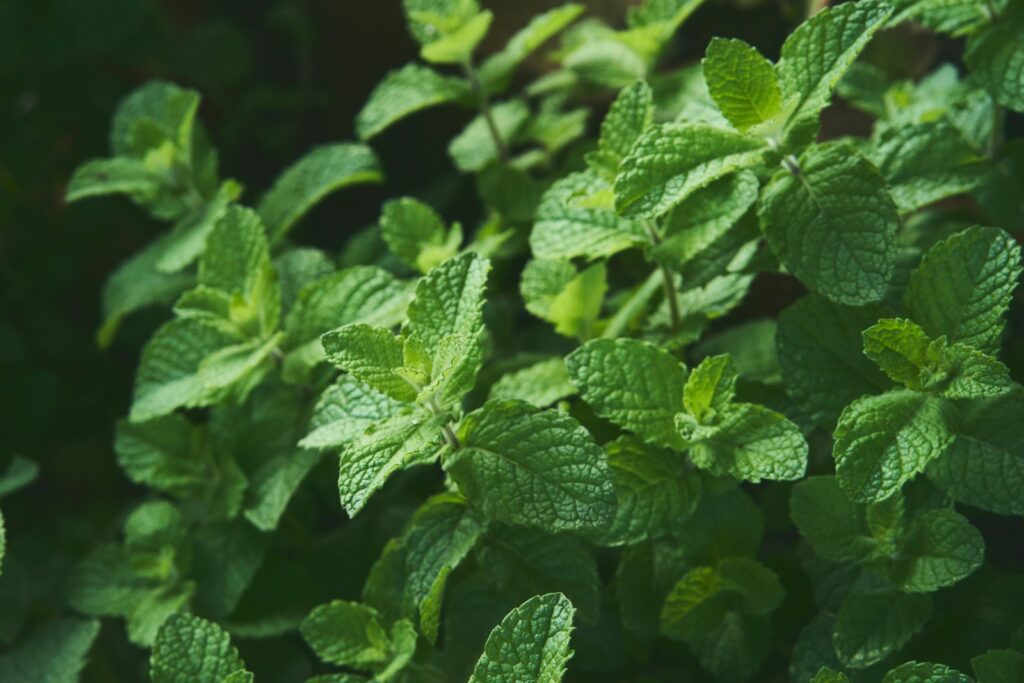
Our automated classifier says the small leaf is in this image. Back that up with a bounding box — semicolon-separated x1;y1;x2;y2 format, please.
703;38;782;132
151;613;248;683
356;63;469;141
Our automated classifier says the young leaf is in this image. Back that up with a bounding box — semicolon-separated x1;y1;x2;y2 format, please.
300;600;392;669
380;197;462;273
703;38;782;132
356;63;470;141
65;157;161;203
614;123;767;218
150;613;249;683
322;324;417;403
834;390;955;503
904;226;1022;355
521;259;607;339
420;10;493;65
257;143;383;242
759;142;899;305
403;251;490;353
448;400;616;532
775;0;894;130
449;100;530;172
586;80;654;177
479;4;585;89
468;593;576;683
862;318;937;391
566;338;688;450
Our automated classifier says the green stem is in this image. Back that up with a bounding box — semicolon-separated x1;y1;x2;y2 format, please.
644;221;682;331
462;58;510;163
601;270;663;339
429;397;462;450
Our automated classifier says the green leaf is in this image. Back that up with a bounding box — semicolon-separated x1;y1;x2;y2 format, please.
257;143;383;242
862;318;939;391
683;402;808;482
421;10;492;64
586;80;654;178
891;0;992;36
449;400;616;532
356;63;469;140
833;581;932;668
564;34;648;89
479;4;585;90
151;613;248;683
683;354;737;423
777;295;890;428
488;358;577;408
790;476;878;563
904;226;1022;355
893;508;984;592
530;170;645;261
284;266;412;378
338;409;446;516
871;121;987;211
403;252;490;353
380;197;462;273
776;0;894;130
812;668;851;683
467;593;575;683
449;100;530;172
966;7;1024;113
302;376;406;451
660;557;784;642
0;455;40;498
0;618;101;683
703;38;782;132
972;649;1024;683
566;338;688;450
65;156;160;203
403;0;481;45
521;259;607;340
758;142;898;305
111;80;200;159
927;391;1024;515
614;123;767;218
883;661;972;683
157;180;243;274
834;391;955;503
594;436;701;546
322;324;417;403
300;600;391;669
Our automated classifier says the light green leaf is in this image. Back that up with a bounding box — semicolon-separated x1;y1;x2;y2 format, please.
776;295;890;428
151;613;248;683
380;197;462;273
468;593;575;683
683;354;737;423
893;508;984;592
566;338;688;450
111;80;200;159
834;391;955;503
403;0;481;45
302;376;406;451
966;7;1024;113
488;358;577;408
812;668;851;683
833;582;932;668
776;0;894;130
594;436;701;546
703;38;782;132
356;63;469;141
759;142;898;305
683;402;808;482
403;251;490;353
257;143;383;242
480;4;584;89
449;100;530;172
790;476;877;563
530;170;645;261
300;601;391;669
130;317;241;422
904;226;1022;355
564;34;648;89
322;323;417;403
417;332;484;408
891;0;992;36
586;80;654;178
449;400;615;532
972;649;1024;683
338;409;446;516
156;180;243;274
0;455;40;498
65;157;160;203
0;618;101;683
421;10;492;64
862;318;938;390
927;391;1024;515
614;123;767;219
521;259;607;340
883;661;972;683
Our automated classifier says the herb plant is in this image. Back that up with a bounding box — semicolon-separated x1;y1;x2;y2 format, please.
9;0;1024;680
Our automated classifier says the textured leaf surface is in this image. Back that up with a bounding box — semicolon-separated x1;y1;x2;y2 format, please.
893;509;984;592
468;593;575;683
703;38;782;131
257;144;383;241
450;400;615;532
833;585;931;668
614;123;767;218
883;661;972;682
404;252;490;352
151;613;247;683
586;80;654;176
322;323;416;402
759;142;898;305
567;338;688;449
480;3;584;88
488;357;576;408
449;100;529;172
380;197;460;273
301;376;405;451
904;226;1021;355
300;600;390;668
966;8;1024;113
834;391;954;503
0;618;101;683
790;476;877;563
356;63;468;140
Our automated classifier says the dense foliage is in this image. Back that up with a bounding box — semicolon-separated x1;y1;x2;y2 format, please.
5;0;1024;680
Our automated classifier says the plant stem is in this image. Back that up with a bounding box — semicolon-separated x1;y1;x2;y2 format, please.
644;221;682;331
462;58;510;163
602;270;663;339
430;397;462;449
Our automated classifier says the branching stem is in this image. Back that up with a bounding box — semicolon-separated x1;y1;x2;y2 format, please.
645;221;682;331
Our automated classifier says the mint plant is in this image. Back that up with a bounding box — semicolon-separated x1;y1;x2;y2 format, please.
10;0;1020;680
